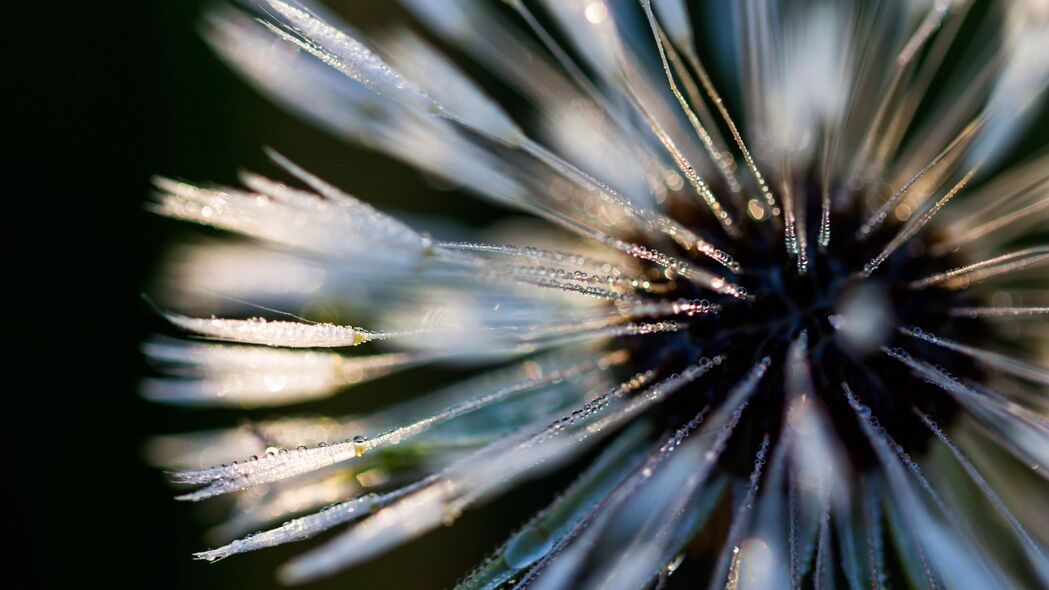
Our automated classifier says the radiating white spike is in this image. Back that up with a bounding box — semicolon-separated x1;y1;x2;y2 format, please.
505;0;607;104
868;1;972;196
263;0;537;150
265;0;743;282
707;435;772;590
873;426;983;565
780;180;808;274
151;176;430;264
174;443;366;501
631;2;744;235
152;345;613;469
195;369;652;563
659;0;778;217
608;239;748;299
207;10;530;211
969;3;1049;167
210;473;361;542
872;422;994;587
842;383;1012;590
498;270;641;304
436;241;628;274
915;408;1049;583
158;240;330;313
614;298;719;320
788;478;801;590
845;0;953;190
242;171;413;244
262;0;435;112
863;167;978;276
948;306;1049;319
194;477;431;562
932;186;1049;255
618;77;740;237
571;358;773;590
277;482;455;582
836;494;871;590
142;371;347;407
863;481;887;590
646;2;744;204
455;423;651;590
581;439;707;590
901;326;1049;385
858;118;983;240
262;150;421;240
148;416;365;471
880;485;938;590
574;357;726;448
812;495;832;590
145;337;345;372
818;141;833;248
381;29;524;145
353;353;624;456
518;137;745;274
783;335;849;528
279;354;725;582
401;0;585;116
479;265;640;302
522;359;765;590
514;321;686;351
883;347;1049;479
176;352;624;499
278;367;663;583
163;313;389;348
909;246;1049;290
144;340;423;407
449;4;745;271
520;424;711;590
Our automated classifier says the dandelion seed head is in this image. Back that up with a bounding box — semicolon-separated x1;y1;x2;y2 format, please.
148;0;1049;587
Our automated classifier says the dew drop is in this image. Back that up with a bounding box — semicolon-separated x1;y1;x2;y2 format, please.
353;435;368;457
263;374;287;393
666;552;685;573
503;526;553;569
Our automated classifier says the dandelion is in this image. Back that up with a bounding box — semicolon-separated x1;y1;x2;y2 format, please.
146;0;1049;587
